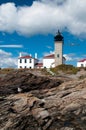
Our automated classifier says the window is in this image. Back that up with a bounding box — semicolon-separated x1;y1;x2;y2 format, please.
25;66;27;68
20;59;22;63
30;67;32;69
20;66;22;68
81;64;83;67
29;59;32;63
25;59;27;63
57;54;59;58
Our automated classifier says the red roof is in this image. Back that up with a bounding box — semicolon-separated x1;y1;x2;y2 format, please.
36;63;43;67
43;54;54;59
19;55;32;59
78;59;86;62
43;54;66;60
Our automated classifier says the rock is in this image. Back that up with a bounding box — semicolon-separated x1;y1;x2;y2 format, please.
0;70;86;130
0;70;62;96
60;127;74;130
31;108;49;120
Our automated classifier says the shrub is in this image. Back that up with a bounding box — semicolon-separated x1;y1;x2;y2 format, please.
0;68;15;74
50;64;79;75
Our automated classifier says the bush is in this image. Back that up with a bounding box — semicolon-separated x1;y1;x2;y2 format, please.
50;64;79;75
41;68;51;75
0;68;15;74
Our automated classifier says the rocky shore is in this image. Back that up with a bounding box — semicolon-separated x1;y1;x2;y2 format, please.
0;69;86;130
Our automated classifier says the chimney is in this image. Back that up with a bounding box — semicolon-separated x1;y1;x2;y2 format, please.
19;52;22;57
30;54;32;57
35;53;37;59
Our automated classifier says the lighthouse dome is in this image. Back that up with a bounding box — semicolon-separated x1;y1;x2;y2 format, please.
54;30;63;42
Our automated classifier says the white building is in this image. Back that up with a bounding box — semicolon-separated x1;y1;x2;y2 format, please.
43;54;55;68
18;53;66;69
18;55;38;69
43;54;65;68
77;59;86;67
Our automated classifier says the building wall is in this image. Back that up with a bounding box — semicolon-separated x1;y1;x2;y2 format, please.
43;58;55;68
36;66;43;69
34;59;39;68
18;58;35;69
55;41;63;66
77;61;86;67
63;57;66;64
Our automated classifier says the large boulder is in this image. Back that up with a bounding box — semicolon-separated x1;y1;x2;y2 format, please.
0;70;62;96
0;70;86;130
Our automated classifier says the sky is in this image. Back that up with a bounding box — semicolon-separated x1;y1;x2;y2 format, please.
0;0;86;68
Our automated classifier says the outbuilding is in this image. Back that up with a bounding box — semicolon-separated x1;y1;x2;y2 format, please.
77;59;86;67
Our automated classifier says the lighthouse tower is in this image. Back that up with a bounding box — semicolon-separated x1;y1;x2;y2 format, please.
54;30;64;66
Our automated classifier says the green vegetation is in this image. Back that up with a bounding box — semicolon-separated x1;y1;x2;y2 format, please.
41;68;51;75
0;65;86;76
0;68;15;74
78;67;86;71
50;64;80;75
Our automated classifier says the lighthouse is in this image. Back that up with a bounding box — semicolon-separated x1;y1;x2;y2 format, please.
54;30;64;66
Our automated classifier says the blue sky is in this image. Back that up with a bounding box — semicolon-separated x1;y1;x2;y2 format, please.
0;0;86;68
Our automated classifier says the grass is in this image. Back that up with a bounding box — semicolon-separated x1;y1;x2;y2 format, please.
0;65;85;76
0;68;15;74
41;68;51;75
50;64;80;75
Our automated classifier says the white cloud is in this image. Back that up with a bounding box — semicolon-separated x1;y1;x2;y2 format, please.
0;49;17;68
0;1;86;36
40;0;67;5
46;46;53;49
0;3;17;33
43;51;54;56
0;45;23;48
19;52;29;56
0;49;12;57
63;53;86;66
63;53;82;62
63;54;73;61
